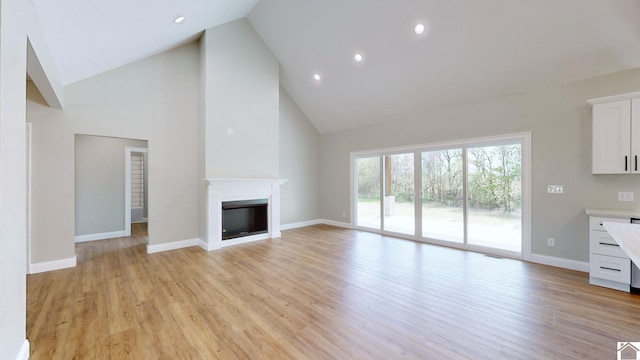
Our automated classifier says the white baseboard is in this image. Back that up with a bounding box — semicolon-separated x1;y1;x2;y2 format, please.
75;230;126;243
16;340;29;360
281;219;323;230
529;254;589;272
320;219;353;229
30;256;77;274
198;239;217;251
280;219;352;230
146;238;201;254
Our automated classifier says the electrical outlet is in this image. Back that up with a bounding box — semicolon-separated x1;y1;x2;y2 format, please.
547;238;555;247
618;192;634;202
547;185;563;194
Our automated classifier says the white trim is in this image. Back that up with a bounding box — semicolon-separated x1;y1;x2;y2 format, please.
75;230;126;243
350;131;532;157
529;254;589;272
26;123;32;274
520;132;532;261
280;219;323;230
220;233;270;248
198;239;213;251
350;156;355;228
146;238;200;254
205;178;288;185
589;277;629;292
586;91;640;106
16;340;29;360
30;256;77;274
320;219;353;229
125;147;147;238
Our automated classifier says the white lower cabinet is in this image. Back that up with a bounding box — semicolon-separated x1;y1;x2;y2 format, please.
589;216;631;292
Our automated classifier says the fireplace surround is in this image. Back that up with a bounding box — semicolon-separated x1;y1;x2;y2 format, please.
205;178;287;250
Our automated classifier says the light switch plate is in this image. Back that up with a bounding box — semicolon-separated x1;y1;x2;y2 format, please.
618;192;634;202
547;185;563;194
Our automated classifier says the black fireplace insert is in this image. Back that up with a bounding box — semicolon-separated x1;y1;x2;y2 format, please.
222;199;268;240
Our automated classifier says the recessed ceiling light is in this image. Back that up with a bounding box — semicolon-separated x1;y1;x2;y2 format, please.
414;23;425;34
354;53;363;62
174;16;185;24
313;73;321;81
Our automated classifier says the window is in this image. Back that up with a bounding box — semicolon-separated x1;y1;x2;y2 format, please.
352;133;530;258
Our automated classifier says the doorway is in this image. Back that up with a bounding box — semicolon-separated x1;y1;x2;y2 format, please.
125;147;148;236
74;135;148;242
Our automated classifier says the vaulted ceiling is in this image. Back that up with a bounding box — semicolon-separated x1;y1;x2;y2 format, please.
32;0;640;134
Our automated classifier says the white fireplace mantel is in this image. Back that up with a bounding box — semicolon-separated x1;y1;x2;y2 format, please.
204;178;287;250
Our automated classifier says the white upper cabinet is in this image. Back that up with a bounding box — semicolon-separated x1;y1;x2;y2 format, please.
631;98;640;173
588;93;640;174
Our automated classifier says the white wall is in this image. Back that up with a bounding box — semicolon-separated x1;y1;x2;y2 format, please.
27;42;200;264
75;135;147;237
279;87;321;225
0;0;45;355
201;19;280;179
321;68;640;263
27;85;75;263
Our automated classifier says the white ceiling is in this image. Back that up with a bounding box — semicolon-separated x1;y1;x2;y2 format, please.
31;0;259;85
32;0;640;134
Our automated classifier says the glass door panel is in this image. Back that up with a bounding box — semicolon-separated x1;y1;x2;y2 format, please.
383;153;415;235
356;156;381;229
467;143;522;252
421;149;464;243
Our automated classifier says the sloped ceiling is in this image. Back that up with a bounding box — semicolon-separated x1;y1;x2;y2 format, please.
249;0;640;133
31;0;259;86
31;0;640;134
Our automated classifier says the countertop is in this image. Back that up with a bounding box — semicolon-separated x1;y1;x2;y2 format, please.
602;222;640;267
585;208;640;219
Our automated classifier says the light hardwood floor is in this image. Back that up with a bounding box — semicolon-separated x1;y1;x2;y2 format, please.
27;224;640;359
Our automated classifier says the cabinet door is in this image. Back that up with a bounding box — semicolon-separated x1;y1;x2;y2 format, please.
632;98;640;173
592;100;631;174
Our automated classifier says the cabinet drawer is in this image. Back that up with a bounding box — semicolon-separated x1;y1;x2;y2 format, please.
590;254;631;284
590;230;628;258
589;216;629;231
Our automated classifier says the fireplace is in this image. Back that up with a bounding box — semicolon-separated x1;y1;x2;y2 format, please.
205;178;287;250
222;199;268;240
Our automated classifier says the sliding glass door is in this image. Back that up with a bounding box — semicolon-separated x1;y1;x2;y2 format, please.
382;153;415;235
421;149;464;243
353;134;527;257
467;143;521;252
356;156;381;229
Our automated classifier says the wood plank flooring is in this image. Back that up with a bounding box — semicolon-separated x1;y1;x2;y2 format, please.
27;224;640;359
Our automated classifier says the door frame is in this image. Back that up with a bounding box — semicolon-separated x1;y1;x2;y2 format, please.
26;123;32;273
124;147;147;237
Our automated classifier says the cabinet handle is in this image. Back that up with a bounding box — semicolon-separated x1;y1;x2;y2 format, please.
598;242;619;247
625;156;628;171
635;155;638;171
600;266;621;272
